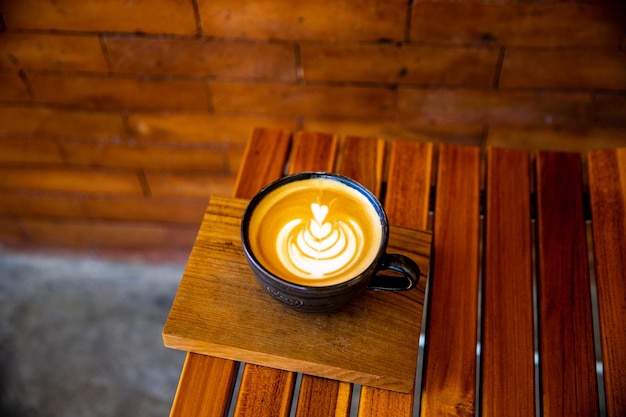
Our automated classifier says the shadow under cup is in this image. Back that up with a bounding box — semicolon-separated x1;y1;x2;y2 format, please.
241;172;421;313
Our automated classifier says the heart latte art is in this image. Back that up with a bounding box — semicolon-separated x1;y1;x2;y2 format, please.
248;178;383;286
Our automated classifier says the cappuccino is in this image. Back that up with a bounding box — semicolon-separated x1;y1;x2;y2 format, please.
248;177;383;286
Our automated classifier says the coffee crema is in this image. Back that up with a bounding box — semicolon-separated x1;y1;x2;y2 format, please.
248;177;383;286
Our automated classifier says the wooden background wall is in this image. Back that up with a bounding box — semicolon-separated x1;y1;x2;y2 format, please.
1;0;625;259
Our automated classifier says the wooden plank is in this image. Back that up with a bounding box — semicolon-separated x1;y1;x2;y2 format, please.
232;128;293;198
169;127;293;417
535;151;599;417
482;147;535;417
169;355;238;417
234;364;296;417
420;144;480;417
358;140;433;417
295;377;352;417
234;129;339;417
588;148;626;417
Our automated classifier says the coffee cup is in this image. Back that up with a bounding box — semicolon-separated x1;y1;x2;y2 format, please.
241;172;421;313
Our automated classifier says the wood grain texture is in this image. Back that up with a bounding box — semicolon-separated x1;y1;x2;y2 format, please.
169;354;238;417
235;364;296;417
536;151;599;417
169;127;295;417
420;144;480;417
482;147;535;417
384;141;434;230
296;376;352;417
162;195;431;392
288;131;339;174
232;127;293;199
588;148;626;417
358;140;434;417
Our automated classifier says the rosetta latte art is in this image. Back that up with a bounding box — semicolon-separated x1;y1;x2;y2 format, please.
276;203;364;279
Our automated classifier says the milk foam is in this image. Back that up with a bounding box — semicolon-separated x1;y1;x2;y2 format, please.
248;177;382;286
276;203;364;279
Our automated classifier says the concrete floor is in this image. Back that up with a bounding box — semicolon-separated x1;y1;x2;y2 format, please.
0;247;187;417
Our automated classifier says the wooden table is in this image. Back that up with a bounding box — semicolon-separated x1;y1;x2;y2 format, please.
163;128;626;417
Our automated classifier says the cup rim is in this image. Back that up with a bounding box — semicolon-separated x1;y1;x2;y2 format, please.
240;171;390;290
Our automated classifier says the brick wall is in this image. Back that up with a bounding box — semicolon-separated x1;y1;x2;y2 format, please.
1;0;625;258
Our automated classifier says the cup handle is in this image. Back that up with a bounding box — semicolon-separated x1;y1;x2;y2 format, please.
367;253;421;291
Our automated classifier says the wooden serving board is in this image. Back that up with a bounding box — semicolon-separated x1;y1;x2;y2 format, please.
163;195;431;393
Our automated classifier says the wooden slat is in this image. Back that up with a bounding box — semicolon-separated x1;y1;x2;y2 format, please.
295;377;352;417
234;364;297;417
535;151;599;417
482;147;535;417
588;148;626;417
169;127;293;417
420;144;480;417
295;135;382;417
169;355;238;417
358;140;433;417
233;127;293;198
287;131;338;174
233;129;339;417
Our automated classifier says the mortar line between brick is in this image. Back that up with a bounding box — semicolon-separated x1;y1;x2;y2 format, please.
492;46;506;89
18;70;35;98
191;0;203;37
405;0;414;42
98;35;115;73
295;43;304;82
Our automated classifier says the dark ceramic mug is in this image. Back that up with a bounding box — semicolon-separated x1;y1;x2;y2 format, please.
241;172;421;312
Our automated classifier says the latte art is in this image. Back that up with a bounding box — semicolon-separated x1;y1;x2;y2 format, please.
277;203;364;279
247;177;383;286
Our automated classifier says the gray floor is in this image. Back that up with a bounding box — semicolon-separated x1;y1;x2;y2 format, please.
0;247;187;417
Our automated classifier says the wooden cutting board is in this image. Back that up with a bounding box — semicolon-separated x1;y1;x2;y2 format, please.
163;195;431;393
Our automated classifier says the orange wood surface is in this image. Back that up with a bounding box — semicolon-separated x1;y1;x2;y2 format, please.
588;148;626;417
420;144;480;417
482;147;535;417
536;151;599;417
358;140;434;417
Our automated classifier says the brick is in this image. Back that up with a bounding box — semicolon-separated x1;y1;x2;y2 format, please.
411;3;625;47
301;43;499;87
22;218;198;249
0;106;126;139
396;88;592;127
146;173;235;198
0;168;144;195
0;137;63;165
0;218;26;245
0;33;108;72
104;37;296;81
0;193;85;218
197;0;407;41
127;113;298;145
302;119;484;147
590;94;626;126
83;196;207;224
2;0;197;35
210;82;394;118
0;72;30;101
28;74;209;111
487;127;626;153
58;140;228;172
501;49;626;90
